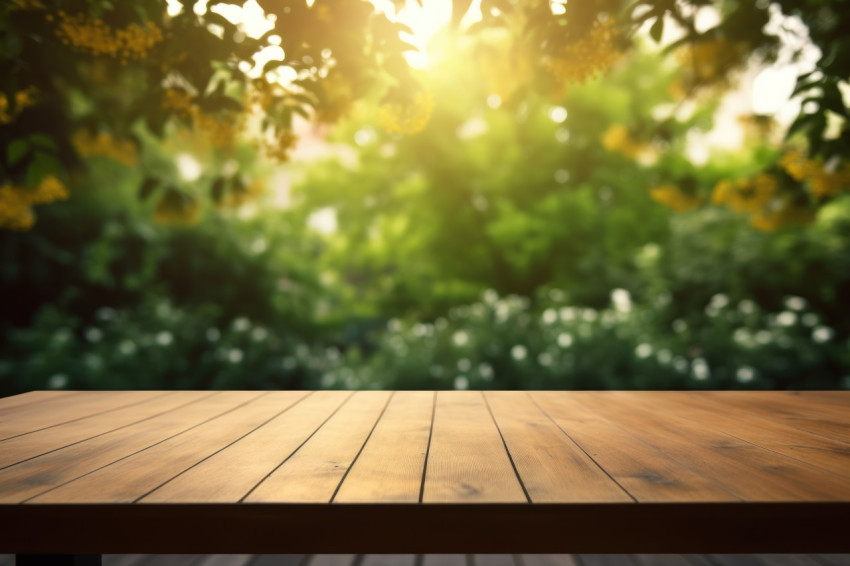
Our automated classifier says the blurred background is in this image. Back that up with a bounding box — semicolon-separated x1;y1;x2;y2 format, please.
1;0;849;395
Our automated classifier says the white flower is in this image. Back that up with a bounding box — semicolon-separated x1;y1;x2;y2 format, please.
482;289;499;305
96;307;115;321
691;358;710;381
737;300;756;314
228;348;244;363
47;373;68;389
776;311;797;326
672;319;688;333
233;317;250;332
801;313;819;327
812;326;834;344
206;328;220;342
635;343;653;359
251;327;268;342
656;349;672;364
454;376;469;390
85;327;103;343
320;373;335;388
457;358;472;372
559;307;577;321
710;294;729;309
538;352;553;366
783;296;807;311
611;289;632;313
387;319;402;332
511;345;527;361
452;330;469;347
542;308;558;325
478;363;494;380
754;330;772;345
155;331;173;346
736;366;756;383
118;340;136;355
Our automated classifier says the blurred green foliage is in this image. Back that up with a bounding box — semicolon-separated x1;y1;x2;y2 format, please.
2;1;850;395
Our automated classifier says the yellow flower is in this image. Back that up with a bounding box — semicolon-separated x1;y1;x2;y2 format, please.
779;150;850;198
649;184;701;212
711;174;777;213
54;12;163;60
676;38;748;90
316;73;354;124
378;91;434;135
262;129;298;163
0;176;69;231
546;19;619;88
0;87;38;124
72;131;138;167
600;123;647;158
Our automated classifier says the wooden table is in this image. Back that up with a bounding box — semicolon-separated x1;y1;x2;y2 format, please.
1;390;849;558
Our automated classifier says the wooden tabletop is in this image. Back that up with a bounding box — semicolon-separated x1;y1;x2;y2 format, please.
0;390;849;553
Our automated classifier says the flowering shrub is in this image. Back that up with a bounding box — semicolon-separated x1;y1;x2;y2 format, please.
314;287;849;391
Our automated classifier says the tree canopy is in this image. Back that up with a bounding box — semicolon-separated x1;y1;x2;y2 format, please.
2;0;849;231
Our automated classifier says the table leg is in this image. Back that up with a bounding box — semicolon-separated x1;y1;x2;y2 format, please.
15;556;101;566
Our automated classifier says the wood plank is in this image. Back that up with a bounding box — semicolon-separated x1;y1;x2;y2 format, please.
0;392;247;502
142;391;346;503
422;391;526;503
244;391;392;503
0;390;77;412
486;392;631;503
700;392;850;444
29;391;301;503
531;393;739;503
0;391;165;440
650;392;850;478
334;391;434;503
0;391;214;469
576;392;850;501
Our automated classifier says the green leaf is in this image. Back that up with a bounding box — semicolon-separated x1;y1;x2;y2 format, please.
7;139;29;167
25;152;63;187
211;177;226;204
650;16;664;43
138;177;160;201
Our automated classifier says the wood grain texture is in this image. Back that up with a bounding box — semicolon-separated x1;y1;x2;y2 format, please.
244;391;392;503
0;390;77;412
0;391;211;469
485;392;631;503
649;392;850;477
30;391;286;503
576;392;850;501
697;392;850;445
0;391;164;440
334;391;434;503
530;392;739;503
0;391;231;502
142;391;342;503
1;391;850;554
422;391;526;503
